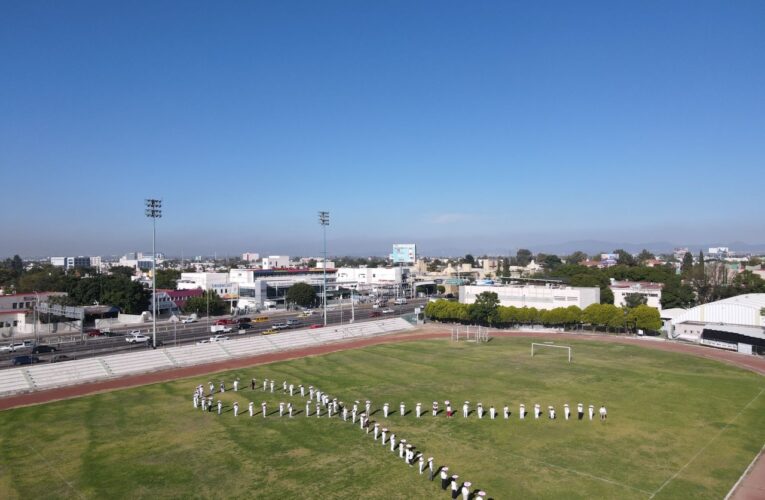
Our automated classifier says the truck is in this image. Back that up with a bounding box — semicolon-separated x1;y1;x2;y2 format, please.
210;325;233;333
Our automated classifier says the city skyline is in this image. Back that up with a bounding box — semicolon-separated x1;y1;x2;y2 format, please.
2;2;763;257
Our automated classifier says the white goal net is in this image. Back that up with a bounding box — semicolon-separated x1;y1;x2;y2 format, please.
531;342;572;362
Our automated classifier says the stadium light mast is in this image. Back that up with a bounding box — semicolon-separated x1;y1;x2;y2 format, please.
318;211;329;327
145;198;162;349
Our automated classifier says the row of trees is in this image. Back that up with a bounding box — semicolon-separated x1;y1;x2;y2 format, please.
424;294;662;332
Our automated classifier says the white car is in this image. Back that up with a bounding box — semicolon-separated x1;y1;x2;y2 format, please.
209;335;229;342
181;317;196;324
382;308;395;314
0;340;34;352
126;333;150;343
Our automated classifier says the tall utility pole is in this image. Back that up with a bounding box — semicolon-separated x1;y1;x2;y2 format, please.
145;198;162;349
318;211;329;327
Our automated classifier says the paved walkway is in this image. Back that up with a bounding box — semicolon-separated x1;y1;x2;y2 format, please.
1;326;763;497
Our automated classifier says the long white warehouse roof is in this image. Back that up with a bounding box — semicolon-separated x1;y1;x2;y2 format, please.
671;293;765;328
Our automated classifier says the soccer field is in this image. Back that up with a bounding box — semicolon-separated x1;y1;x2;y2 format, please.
1;337;763;499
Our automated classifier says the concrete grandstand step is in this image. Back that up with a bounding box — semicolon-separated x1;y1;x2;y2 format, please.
27;358;111;390
0;368;33;395
101;349;176;376
168;343;231;365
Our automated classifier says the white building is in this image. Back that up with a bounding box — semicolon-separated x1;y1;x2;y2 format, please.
50;256;97;270
315;260;335;269
262;255;290;270
708;247;730;260
609;280;663;309
177;272;229;291
237;270;336;311
335;267;402;288
119;252;162;271
459;284;600;310
668;294;765;354
241;252;260;262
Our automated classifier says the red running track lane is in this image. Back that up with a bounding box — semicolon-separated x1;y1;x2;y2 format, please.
0;328;763;498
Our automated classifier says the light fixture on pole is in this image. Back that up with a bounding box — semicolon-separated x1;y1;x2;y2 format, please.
145;198;162;349
318;211;329;327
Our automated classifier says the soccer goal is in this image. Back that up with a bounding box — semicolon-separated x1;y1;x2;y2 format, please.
531;342;572;362
451;325;490;343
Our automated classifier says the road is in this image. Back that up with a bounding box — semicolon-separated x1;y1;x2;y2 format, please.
0;299;428;368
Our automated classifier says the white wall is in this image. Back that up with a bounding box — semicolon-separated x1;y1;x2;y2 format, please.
459;285;600;310
177;272;228;290
262;255;290;269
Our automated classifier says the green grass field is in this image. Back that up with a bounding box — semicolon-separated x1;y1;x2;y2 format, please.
1;337;764;499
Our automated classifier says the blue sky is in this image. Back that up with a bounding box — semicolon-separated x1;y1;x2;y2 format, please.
2;1;763;257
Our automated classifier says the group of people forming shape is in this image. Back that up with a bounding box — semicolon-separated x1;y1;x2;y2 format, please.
191;376;610;499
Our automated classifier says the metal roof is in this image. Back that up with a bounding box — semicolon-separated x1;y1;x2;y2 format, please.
671;293;765;328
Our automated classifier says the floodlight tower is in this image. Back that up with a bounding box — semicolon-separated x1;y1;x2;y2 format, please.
318;211;329;327
145;198;162;348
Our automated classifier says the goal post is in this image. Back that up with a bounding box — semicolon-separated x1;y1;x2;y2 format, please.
531;342;572;362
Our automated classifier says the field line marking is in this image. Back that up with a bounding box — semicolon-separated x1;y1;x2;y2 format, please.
27;442;86;500
503;450;653;495
649;387;765;499
724;441;765;500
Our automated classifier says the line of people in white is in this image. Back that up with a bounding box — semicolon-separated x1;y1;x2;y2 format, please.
192;377;499;498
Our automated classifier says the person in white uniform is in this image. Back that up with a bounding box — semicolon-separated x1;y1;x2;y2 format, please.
217;400;223;415
577;403;584;420
261;402;267;418
419;455;425;474
503;405;509;419
381;428;387;445
463;401;470;418
373;423;380;440
279;402;285;417
416;402;422;418
461;481;472;500
450;475;460;498
305;401;311;417
389;433;396;452
399;402;405;417
599;405;607;420
248;401;254;417
477;403;484;419
520;403;526;419
489;405;496;419
287;402;293;418
233;379;239;392
440;467;450;490
564;403;570;420
233;401;239;417
383;402;390;418
432;401;439;417
534;404;541;419
588;404;595;420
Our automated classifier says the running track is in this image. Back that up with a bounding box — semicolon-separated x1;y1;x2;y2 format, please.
1;327;763;498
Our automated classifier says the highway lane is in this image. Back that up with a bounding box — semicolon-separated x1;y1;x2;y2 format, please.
0;299;428;368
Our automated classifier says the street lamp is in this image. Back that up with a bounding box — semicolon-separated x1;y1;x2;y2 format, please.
145;198;162;348
318;211;329;327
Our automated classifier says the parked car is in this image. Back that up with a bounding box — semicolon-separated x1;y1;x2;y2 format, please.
382;308;395;314
209;335;229;342
0;340;34;353
286;319;300;327
51;354;73;363
272;322;289;330
32;345;58;354
181;317;196;324
85;328;103;337
126;333;150;343
12;355;40;366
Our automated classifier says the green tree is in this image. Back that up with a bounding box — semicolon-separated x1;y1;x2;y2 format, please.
681;252;694;277
285;282;317;308
566;251;588;264
542;254;563;270
515;249;532;267
436;285;446;294
469;291;500;325
155;269;181;290
110;266;136;279
626;305;662;332
183;290;227;316
661;280;695;309
614;249;636;267
462;254;476;266
637;249;655;263
624;293;648;308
